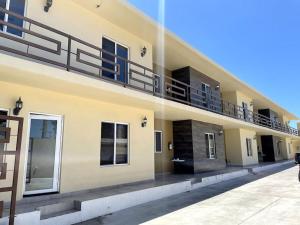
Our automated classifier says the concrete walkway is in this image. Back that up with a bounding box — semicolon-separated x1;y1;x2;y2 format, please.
77;163;298;225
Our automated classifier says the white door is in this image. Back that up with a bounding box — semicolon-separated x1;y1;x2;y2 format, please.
24;114;62;195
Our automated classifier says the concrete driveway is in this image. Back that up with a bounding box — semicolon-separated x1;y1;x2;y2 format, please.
78;164;300;225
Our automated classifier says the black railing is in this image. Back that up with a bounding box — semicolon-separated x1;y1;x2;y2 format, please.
0;8;298;136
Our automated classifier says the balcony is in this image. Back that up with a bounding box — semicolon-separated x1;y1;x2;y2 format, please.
0;8;299;136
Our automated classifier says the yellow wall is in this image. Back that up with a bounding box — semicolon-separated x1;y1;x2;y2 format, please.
154;119;173;174
224;128;258;166
222;91;253;111
0;81;154;201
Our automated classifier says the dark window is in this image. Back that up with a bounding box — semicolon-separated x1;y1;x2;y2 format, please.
154;131;162;153
102;37;128;83
100;122;129;166
242;102;248;120
1;0;26;36
246;138;253;157
0;110;8;163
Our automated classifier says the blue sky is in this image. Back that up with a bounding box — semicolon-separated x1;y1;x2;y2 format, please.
128;0;300;122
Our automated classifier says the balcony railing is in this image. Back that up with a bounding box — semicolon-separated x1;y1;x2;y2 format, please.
0;8;298;136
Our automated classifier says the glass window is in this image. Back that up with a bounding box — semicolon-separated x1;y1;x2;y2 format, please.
205;133;216;159
246;138;253;157
100;122;129;166
0;0;26;36
0;110;8;164
0;0;6;32
154;131;162;153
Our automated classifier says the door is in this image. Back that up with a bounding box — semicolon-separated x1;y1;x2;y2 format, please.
242;102;248;120
24;114;62;195
102;37;129;83
261;136;275;162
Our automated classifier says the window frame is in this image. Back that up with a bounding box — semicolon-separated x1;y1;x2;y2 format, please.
205;133;216;159
100;121;130;167
246;138;253;157
154;130;163;153
101;36;130;82
0;0;27;38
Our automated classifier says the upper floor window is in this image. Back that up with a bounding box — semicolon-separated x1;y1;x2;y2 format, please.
102;37;129;83
154;131;162;153
0;0;26;37
246;138;253;157
100;122;129;166
205;133;216;159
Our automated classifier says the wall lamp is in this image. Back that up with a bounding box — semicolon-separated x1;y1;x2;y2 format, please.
250;101;254;107
44;0;53;12
13;97;23;116
219;130;224;135
141;46;147;57
141;116;147;127
215;85;220;90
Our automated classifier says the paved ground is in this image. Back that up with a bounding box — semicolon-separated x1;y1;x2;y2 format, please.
77;164;300;225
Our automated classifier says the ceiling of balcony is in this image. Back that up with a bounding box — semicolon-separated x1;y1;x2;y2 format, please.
72;0;298;120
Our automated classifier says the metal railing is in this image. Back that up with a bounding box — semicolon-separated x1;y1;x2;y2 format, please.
0;8;298;136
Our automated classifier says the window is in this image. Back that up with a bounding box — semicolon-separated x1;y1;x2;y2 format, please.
205;133;216;159
201;83;210;108
102;37;129;83
242;102;248;120
0;109;8;163
277;141;281;156
246;138;253;157
100;122;129;166
0;0;26;37
154;131;162;153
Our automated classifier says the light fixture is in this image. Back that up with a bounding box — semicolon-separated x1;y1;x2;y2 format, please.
215;85;220;90
141;46;147;57
253;135;257;140
250;101;254;107
168;142;173;150
44;0;53;12
219;130;224;135
13;97;23;116
141;116;147;127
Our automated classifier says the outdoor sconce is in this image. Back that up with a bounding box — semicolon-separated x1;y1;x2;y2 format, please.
168;142;173;150
44;0;53;12
250;101;254;107
13;97;23;116
141;116;147;127
215;85;220;90
141;46;147;57
253;135;257;140
218;130;224;135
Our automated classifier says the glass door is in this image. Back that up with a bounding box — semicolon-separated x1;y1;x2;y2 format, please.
102;37;128;83
24;114;62;195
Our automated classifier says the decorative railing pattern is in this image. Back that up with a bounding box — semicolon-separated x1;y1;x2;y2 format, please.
0;8;298;136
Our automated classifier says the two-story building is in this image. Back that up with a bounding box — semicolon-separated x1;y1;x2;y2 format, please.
0;0;299;205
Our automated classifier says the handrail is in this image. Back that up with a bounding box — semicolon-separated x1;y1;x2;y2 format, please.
0;7;298;136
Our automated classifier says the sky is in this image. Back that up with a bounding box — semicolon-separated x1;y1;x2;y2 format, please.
128;0;300;124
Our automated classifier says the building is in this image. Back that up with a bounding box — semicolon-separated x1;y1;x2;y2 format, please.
0;0;299;204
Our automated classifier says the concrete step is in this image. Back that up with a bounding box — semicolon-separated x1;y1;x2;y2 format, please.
37;200;81;220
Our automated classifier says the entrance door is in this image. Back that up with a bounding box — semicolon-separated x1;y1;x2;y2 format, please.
24;114;62;195
102;37;129;83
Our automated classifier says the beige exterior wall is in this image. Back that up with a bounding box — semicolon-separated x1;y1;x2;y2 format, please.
224;129;258;166
222;91;253;111
281;138;294;160
0;80;155;201
154;119;174;174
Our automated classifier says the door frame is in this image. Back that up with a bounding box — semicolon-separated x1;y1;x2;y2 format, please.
101;35;130;83
23;113;63;196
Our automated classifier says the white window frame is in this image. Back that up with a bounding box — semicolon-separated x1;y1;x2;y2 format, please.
0;0;27;38
100;121;130;166
101;36;130;82
205;133;216;159
23;113;64;196
246;138;253;157
154;130;163;153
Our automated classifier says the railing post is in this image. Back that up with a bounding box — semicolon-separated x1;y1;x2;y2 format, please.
66;35;71;71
